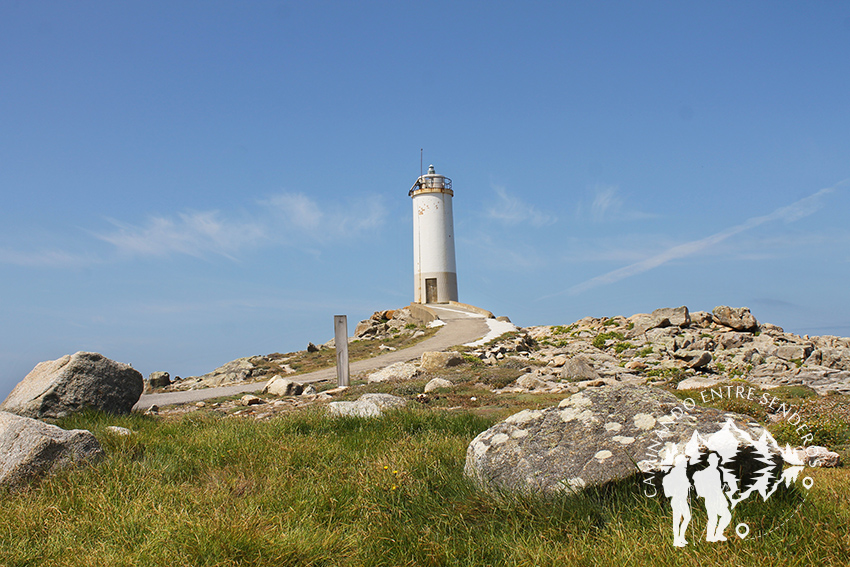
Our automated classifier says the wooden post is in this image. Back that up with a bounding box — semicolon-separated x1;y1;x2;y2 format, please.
334;315;350;387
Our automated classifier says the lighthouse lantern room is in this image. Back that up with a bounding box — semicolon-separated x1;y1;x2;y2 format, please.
409;164;458;304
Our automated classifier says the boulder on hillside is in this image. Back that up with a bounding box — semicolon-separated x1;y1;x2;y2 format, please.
560;355;600;381
465;384;776;495
420;351;464;372
193;358;255;387
1;352;144;419
629;306;690;335
424;377;454;393
263;376;303;396
327;393;406;418
0;411;103;489
146;371;171;390
368;362;420;383
712;306;759;332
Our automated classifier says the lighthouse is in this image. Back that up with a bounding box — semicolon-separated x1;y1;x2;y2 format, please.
410;164;458;304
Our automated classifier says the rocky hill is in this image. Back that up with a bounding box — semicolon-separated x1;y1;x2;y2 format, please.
463;305;850;396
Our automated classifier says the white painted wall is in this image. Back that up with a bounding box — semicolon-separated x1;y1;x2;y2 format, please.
412;187;458;303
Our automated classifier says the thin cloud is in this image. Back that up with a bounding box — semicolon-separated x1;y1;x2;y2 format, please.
97;211;266;259
579;184;658;223
546;179;847;298
264;191;386;241
486;186;556;227
0;247;98;268
93;191;387;260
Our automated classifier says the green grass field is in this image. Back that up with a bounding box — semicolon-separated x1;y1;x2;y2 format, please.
1;400;848;567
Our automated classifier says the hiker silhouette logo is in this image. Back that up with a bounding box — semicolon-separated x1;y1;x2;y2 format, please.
657;419;812;547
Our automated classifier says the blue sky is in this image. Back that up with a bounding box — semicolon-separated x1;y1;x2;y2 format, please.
2;1;849;399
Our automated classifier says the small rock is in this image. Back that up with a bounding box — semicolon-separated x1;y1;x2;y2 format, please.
195;401;206;408
688;351;712;369
327;393;406;418
677;376;721;390
144;405;159;415
805;446;841;467
516;374;547;391
416;393;430;403
239;395;263;406
368;362;419;383
263;376;303;396
105;426;132;436
302;384;318;395
307;343;320;353
424;378;454;393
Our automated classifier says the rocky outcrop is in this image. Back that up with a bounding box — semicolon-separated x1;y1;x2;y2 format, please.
0;411;103;489
480;306;850;395
465;385;776;494
1;352;144;419
353;308;422;341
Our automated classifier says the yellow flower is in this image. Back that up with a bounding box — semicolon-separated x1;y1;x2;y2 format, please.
391;485;397;490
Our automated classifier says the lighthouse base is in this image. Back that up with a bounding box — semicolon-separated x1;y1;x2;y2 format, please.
414;271;458;304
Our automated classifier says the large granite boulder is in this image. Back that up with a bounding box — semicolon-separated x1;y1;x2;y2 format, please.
1;352;144;419
0;411;103;489
465;384;775;494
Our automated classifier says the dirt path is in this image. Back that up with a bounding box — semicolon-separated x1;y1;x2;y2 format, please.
134;304;491;410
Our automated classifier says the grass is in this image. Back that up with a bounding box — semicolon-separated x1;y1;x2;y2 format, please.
2;401;849;566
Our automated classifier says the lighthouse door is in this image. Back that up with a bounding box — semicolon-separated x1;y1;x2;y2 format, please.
425;278;438;303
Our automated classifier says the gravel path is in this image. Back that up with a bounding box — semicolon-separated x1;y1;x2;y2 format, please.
133;304;491;410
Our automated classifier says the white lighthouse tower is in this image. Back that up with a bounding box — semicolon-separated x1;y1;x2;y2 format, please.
410;164;458;304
